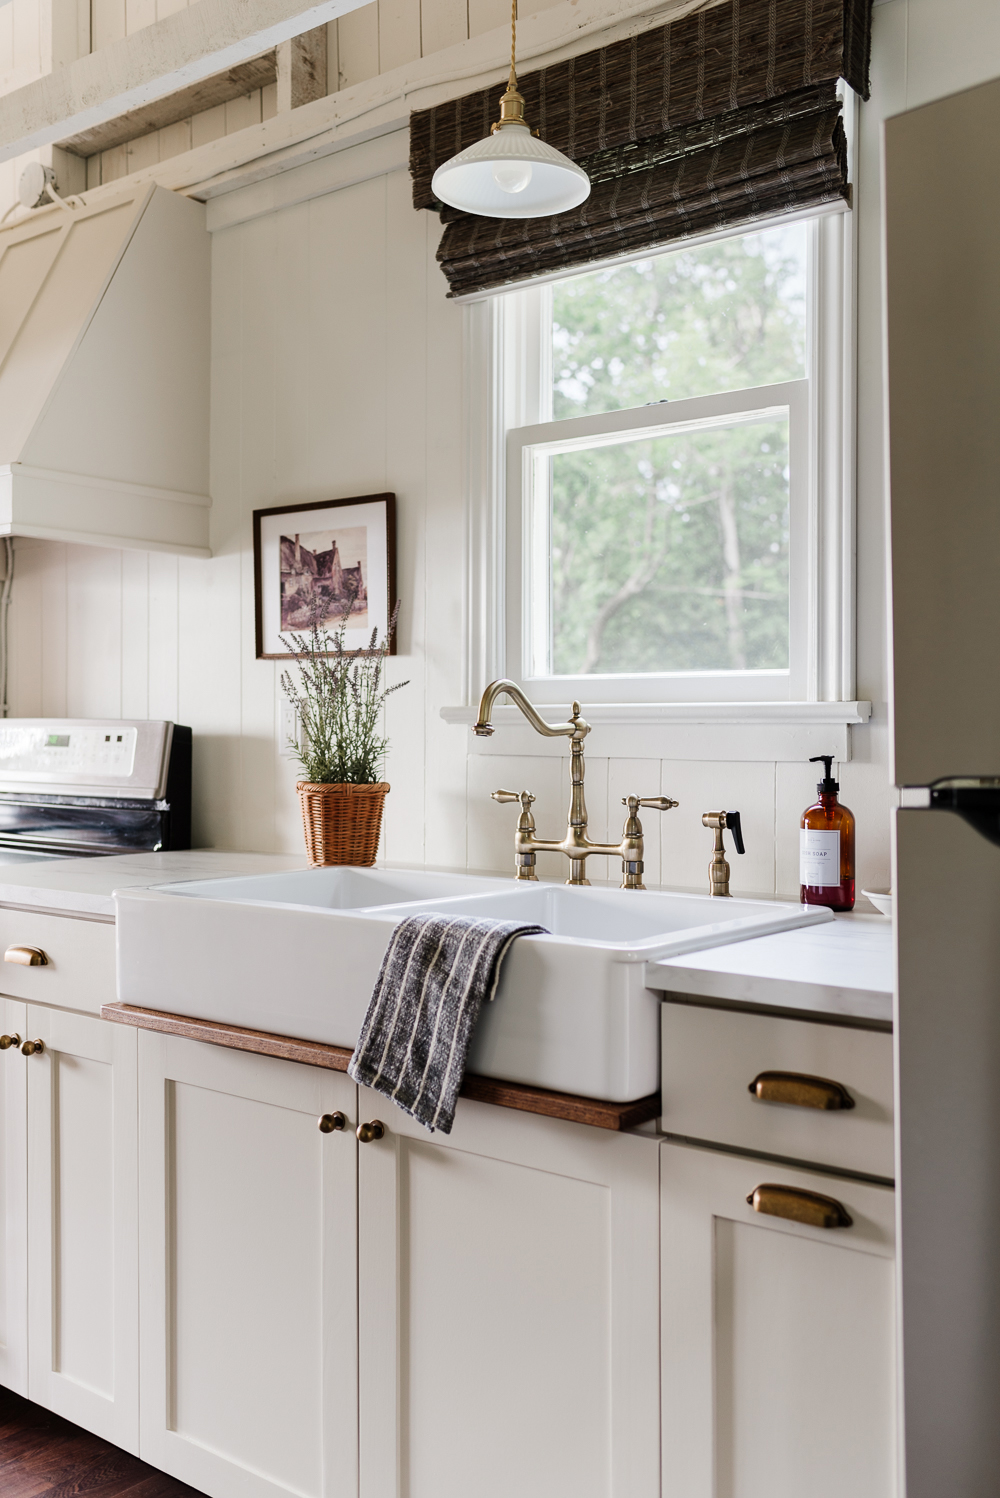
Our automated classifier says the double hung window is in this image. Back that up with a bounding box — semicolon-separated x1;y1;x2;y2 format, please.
483;210;854;713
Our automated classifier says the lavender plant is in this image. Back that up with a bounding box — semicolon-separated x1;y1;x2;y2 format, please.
280;596;408;784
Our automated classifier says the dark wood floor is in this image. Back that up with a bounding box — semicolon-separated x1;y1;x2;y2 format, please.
0;1385;207;1498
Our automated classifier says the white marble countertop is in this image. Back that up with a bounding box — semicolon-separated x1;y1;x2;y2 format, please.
0;850;307;918
646;912;894;1027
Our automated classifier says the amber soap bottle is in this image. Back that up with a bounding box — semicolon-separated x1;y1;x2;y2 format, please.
799;755;855;911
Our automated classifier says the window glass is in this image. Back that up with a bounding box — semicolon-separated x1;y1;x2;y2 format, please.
551;224;807;417
536;414;790;677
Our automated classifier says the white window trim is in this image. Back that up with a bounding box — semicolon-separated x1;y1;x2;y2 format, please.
450;95;869;758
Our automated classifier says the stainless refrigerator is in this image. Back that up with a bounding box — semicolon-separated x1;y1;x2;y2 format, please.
885;73;1000;1498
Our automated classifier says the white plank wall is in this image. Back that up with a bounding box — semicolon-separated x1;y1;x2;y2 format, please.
3;150;892;895
9;0;1000;888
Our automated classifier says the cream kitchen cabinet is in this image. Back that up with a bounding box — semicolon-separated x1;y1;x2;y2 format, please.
135;1033;661;1498
24;1004;140;1452
0;996;27;1396
137;1030;359;1498
0;997;138;1446
355;1084;661;1498
660;1140;897;1498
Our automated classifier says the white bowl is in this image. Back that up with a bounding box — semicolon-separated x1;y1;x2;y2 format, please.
862;888;893;917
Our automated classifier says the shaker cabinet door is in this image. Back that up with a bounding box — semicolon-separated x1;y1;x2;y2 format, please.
0;996;27;1396
660;1141;896;1498
25;1006;139;1449
137;1032;359;1498
357;1090;661;1498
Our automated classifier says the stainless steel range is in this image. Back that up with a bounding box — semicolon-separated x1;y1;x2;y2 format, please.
0;719;191;863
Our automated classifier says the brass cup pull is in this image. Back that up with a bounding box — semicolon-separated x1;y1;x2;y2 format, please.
747;1183;853;1229
318;1112;347;1134
0;1033;21;1051
20;1039;44;1057
4;945;48;967
748;1070;855;1111
356;1120;385;1144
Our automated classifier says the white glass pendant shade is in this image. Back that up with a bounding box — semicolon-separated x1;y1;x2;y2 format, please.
432;123;590;220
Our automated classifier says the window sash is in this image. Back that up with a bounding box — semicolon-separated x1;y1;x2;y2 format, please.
461;200;856;714
507;382;810;704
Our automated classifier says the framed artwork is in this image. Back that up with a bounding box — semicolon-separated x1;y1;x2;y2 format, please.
253;493;396;659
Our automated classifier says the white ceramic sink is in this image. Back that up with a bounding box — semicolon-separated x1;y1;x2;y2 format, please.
114;867;832;1102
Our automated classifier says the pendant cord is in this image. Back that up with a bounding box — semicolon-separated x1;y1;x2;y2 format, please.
509;0;517;88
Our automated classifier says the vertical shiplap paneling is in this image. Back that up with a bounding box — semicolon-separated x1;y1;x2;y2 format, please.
382;168;428;865
271;200;316;849
177;551;242;850
378;0;421;73
65;548;123;717
7;540;45;717
91;0;126;51
337;2;379;88
124;0;155;32
158;119;192;160
11;0;42;74
147;552;179;723
468;0;509;39
120;548;150;719
125;131;159;175
39;542;68;716
0;4;14;74
224;91;263;135
234;211;280;854
420;211;469;870
421;0;468;58
191;104;227;148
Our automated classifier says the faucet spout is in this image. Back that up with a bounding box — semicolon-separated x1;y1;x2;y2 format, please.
473;679;590;742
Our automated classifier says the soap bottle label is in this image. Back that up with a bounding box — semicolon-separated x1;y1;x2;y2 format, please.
799;829;841;887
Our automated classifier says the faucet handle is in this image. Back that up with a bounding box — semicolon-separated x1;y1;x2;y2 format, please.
492;789;535;806
623;795;679;812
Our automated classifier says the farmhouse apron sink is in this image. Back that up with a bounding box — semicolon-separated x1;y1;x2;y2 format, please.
114;867;832;1102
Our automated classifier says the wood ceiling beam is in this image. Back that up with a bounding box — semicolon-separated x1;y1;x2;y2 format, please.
57;53;279;158
0;0;368;165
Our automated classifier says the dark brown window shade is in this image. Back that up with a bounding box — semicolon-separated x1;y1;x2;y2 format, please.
410;0;871;298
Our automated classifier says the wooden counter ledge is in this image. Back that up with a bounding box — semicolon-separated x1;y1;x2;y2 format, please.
102;1002;660;1132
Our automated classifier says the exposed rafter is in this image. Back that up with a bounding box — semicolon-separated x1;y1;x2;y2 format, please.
0;0;368;165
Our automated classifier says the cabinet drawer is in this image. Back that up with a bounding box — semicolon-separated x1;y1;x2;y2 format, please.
661;1003;894;1179
0;909;115;1015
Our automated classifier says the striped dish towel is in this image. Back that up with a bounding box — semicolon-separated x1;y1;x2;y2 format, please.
348;913;547;1134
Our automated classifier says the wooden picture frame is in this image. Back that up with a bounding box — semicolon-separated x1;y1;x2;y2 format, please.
253;493;397;659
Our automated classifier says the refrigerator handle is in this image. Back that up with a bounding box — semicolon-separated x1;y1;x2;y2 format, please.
897;780;1000;849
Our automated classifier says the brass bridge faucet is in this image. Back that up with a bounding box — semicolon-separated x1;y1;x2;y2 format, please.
473;679;678;888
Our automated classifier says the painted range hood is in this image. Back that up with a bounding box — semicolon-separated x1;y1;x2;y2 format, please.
0;183;210;557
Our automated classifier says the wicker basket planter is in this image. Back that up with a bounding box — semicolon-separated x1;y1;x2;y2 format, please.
297;781;390;867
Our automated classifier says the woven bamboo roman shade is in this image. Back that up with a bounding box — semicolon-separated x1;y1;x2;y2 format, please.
410;0;872;298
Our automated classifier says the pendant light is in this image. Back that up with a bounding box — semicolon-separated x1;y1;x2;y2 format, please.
431;0;590;220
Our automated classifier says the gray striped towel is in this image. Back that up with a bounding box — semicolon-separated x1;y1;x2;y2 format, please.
348;913;547;1134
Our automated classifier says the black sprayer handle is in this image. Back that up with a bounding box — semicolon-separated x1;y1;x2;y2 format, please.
726;811;745;855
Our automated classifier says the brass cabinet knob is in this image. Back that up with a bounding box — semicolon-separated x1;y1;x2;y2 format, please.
4;945;48;967
748;1070;855;1111
0;1033;21;1050
356;1120;385;1144
747;1183;853;1229
318;1112;347;1134
20;1039;44;1057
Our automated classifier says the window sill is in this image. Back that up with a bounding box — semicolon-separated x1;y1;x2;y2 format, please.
440;701;873;762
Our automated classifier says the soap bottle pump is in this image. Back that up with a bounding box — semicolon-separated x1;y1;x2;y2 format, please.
799;755;855;911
